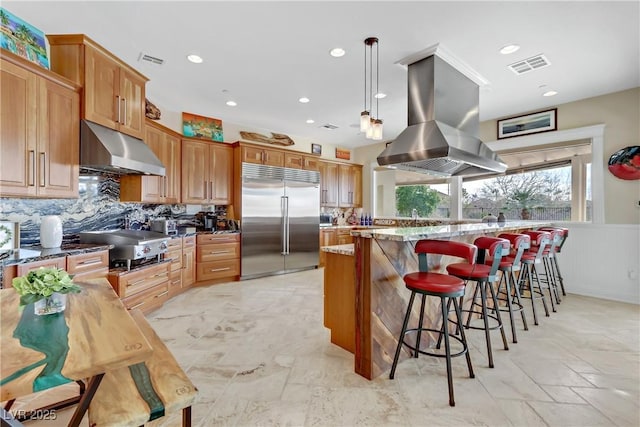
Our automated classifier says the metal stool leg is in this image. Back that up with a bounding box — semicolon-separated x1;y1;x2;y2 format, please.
510;270;529;331
520;264;539;325
531;264;550;317
488;280;509;351
552;256;566;296
415;294;427;358
390;292;416;379
453;298;474;379
479;281;495;368
441;296;456;406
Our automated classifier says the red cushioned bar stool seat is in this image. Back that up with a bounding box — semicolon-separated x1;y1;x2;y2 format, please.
389;240;477;407
446;237;511;368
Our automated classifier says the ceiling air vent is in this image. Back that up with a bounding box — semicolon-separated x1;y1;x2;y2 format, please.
320;123;338;130
508;54;550;75
138;53;165;66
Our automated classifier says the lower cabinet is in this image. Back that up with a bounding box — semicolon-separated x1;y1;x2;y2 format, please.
196;233;240;283
108;261;171;314
166;237;184;298
319;228;353;267
66;250;109;281
182;236;196;289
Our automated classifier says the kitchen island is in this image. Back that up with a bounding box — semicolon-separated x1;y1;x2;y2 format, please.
327;220;551;380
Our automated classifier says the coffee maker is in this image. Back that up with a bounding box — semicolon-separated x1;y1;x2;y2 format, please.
196;211;217;231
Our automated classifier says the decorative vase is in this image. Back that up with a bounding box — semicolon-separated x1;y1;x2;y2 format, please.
34;292;66;315
40;215;63;248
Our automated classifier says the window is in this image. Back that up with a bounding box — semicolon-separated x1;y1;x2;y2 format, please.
462;165;572;221
395;183;450;218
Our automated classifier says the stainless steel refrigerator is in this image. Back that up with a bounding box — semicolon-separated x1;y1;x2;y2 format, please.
241;163;320;278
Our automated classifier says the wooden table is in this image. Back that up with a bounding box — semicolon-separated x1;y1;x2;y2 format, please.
0;278;153;426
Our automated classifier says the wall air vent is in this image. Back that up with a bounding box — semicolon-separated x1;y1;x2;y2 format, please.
320;123;338;130
138;53;165;66
508;54;550;75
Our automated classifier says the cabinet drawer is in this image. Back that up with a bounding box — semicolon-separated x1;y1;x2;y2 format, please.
109;262;170;298
197;233;240;244
122;282;169;313
197;259;240;282
167;238;182;249
183;236;196;248
67;250;109;276
17;257;66;275
168;269;182;298
197;242;239;262
165;248;183;272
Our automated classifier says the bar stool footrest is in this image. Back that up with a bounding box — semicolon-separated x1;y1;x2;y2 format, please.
401;328;469;359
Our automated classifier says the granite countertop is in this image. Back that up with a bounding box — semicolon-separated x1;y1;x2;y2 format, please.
0;244;113;267
349;221;553;242
320;243;355;256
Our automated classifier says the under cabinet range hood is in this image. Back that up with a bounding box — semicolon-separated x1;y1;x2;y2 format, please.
377;54;507;176
79;120;165;176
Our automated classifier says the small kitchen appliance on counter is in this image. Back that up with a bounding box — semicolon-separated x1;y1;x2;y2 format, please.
195;212;217;231
150;219;178;236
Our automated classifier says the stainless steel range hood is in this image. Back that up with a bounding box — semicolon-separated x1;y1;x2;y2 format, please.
377;54;506;176
80;120;165;176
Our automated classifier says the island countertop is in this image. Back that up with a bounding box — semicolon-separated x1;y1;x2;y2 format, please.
350;220;553;242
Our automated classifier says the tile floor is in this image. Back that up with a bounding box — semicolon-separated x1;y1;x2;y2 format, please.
6;268;640;426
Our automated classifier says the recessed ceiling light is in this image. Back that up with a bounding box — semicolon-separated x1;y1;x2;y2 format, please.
306;119;315;124
299;97;310;103
374;92;386;99
499;44;520;55
187;54;203;63
226;101;237;106
330;48;345;57
543;90;558;97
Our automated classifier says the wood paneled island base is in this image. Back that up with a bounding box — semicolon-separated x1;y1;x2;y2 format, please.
349;221;551;380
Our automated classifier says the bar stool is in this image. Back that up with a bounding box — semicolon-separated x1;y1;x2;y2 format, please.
489;233;531;343
536;228;563;306
519;231;552;325
446;237;511;368
389;240;477;407
538;226;569;297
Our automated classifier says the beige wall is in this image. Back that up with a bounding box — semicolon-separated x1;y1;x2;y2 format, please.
356;87;640;225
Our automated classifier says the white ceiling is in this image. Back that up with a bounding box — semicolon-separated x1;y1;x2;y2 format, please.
5;1;639;150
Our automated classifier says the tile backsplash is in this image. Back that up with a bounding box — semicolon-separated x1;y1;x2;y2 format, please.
0;176;187;246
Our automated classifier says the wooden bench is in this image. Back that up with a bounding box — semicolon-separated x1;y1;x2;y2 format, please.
88;310;197;426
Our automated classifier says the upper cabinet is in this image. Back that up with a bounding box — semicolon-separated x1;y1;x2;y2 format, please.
182;139;233;205
120;120;181;203
285;152;321;171
318;161;362;208
0;52;80;198
47;34;148;139
241;145;285;167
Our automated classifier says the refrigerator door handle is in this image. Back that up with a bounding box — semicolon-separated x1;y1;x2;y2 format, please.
284;196;290;254
281;196;288;255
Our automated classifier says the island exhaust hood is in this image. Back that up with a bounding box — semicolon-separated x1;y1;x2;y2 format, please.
80;120;165;176
377;54;506;176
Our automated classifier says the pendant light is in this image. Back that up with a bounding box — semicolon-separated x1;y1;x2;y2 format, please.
360;37;383;140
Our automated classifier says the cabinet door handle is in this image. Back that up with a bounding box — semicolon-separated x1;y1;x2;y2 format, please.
28;150;35;186
155;290;169;298
210;181;213;200
165;177;168;198
210;250;230;255
129;301;145;310
122;98;127;126
210;267;231;272
39;152;46;187
183;254;187;268
204;179;208;200
76;258;103;267
116;95;121;123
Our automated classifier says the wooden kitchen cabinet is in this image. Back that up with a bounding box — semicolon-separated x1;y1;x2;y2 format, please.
182;236;196;289
165;237;183;298
16;257;67;276
66;250;109;281
241;144;285;167
108;261;170;314
303;156;321;171
318;161;339;207
0;52;79;198
285;152;304;169
120;120;181;203
182;139;233;205
319;228;336;267
47;34;148;139
196;233;240;283
338;164;362;208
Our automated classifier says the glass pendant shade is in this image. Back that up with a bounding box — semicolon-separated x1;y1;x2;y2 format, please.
360;111;371;132
372;119;383;140
365;119;374;139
